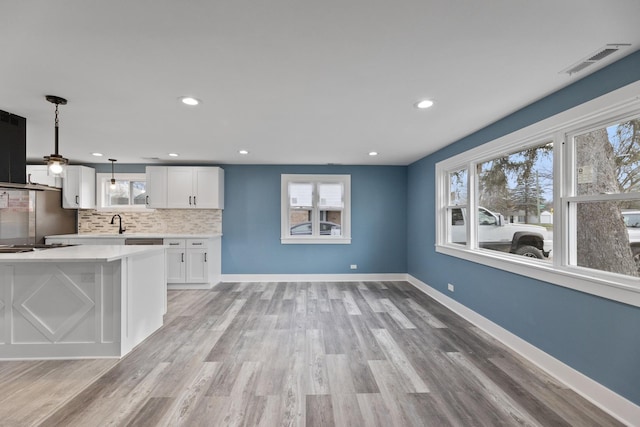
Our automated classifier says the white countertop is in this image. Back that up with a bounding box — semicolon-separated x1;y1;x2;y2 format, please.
0;245;166;262
47;233;222;239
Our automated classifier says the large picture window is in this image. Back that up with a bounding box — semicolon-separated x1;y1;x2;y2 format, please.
281;174;351;244
435;82;640;307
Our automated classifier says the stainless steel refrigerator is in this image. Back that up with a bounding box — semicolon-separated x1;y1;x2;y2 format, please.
0;187;76;245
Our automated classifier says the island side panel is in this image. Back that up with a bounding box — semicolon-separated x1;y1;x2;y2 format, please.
120;249;165;356
0;262;121;359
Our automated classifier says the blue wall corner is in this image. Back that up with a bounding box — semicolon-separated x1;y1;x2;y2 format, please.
407;49;640;405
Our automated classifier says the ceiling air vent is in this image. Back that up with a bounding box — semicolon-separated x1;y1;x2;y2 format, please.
561;43;631;75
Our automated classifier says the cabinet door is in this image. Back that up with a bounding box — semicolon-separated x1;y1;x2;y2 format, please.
145;166;167;208
186;249;208;283
166;248;186;283
193;167;223;209
62;167;80;208
62;166;95;209
27;165;62;188
166;167;194;208
78;166;96;209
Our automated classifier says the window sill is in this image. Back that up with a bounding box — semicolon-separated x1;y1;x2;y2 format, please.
281;237;352;245
435;244;640;308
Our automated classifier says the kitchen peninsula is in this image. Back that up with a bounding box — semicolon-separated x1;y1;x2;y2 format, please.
0;245;165;360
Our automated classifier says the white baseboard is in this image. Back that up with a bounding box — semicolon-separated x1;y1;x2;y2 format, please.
406;274;640;427
167;282;215;290
221;273;408;283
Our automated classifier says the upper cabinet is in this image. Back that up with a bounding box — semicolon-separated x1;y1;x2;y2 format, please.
145;166;168;209
145;166;224;209
26;165;62;188
62;165;95;209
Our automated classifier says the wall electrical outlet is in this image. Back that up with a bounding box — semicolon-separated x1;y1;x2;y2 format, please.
350;264;358;270
447;283;455;292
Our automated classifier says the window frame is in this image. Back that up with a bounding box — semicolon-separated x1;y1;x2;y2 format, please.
435;80;640;308
281;174;351;244
96;173;148;211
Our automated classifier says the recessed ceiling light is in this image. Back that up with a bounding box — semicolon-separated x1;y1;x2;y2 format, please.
239;150;249;155
168;153;179;157
369;151;378;156
415;99;434;109
91;152;103;157
179;96;200;106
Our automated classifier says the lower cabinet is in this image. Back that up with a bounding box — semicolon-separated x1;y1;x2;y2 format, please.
46;235;221;289
164;238;220;289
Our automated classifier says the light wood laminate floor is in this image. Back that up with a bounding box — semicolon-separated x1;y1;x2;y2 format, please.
0;281;623;426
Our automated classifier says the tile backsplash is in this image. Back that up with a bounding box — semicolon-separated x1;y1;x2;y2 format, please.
78;209;222;234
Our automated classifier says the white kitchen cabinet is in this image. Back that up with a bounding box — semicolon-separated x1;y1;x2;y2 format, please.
144;166;167;208
62;165;95;209
185;239;208;283
45;234;221;289
165;239;186;283
166;167;224;209
26;165;62;188
163;237;220;288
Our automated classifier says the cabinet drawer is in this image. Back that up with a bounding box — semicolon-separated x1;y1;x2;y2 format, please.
186;239;209;248
164;238;185;248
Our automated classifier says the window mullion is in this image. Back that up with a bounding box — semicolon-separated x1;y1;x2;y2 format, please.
313;183;319;237
468;162;478;250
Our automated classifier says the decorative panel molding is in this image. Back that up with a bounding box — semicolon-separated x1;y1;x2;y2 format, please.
13;267;94;342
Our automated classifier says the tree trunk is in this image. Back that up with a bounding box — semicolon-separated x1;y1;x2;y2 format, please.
576;129;637;276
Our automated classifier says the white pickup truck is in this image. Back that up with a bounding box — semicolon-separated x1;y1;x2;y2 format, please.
451;207;552;259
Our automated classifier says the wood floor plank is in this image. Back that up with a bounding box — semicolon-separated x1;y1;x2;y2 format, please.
101;362;172;426
125;397;174;427
357;288;385;313
370;328;430;393
325;354;356;394
331;392;366;427
446;351;543;426
342;290;363;315
305;395;335;427
212;298;247;331
305;329;330;395
367;359;417;426
159;361;220;426
0;281;623;427
379;298;417;329
405;297;447;328
213;361;261;426
356;392;395;427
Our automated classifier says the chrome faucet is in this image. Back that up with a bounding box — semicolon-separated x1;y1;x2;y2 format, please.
110;214;126;234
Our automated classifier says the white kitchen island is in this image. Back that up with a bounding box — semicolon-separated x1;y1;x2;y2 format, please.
0;245;166;360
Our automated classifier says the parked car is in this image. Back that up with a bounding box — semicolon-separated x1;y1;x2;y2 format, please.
290;221;341;236
622;210;640;270
451;207;552;259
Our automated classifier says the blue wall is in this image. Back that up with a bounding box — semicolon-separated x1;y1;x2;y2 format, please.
222;165;407;274
407;50;640;405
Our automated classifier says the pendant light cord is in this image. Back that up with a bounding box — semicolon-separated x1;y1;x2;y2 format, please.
54;103;60;155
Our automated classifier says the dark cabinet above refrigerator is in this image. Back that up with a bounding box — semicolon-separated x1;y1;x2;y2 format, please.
0;110;27;185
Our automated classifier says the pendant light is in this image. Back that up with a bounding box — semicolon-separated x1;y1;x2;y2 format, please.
109;158;117;189
43;95;69;175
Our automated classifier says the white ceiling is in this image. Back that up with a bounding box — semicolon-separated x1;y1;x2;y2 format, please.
1;1;639;166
